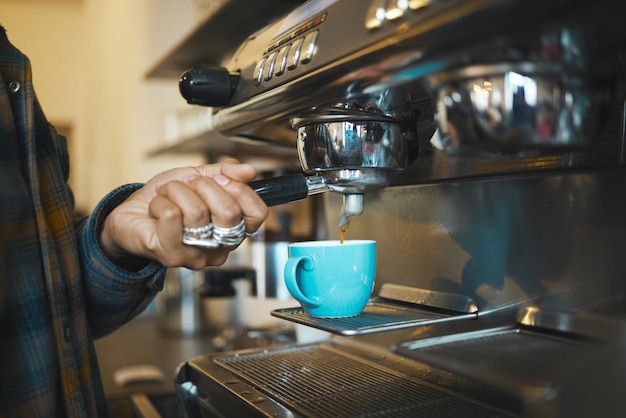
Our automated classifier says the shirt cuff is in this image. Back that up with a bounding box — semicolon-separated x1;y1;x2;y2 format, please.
81;183;166;292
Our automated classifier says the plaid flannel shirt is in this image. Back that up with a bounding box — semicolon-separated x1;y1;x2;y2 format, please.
0;26;166;417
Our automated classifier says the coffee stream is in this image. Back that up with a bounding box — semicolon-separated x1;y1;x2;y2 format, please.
339;223;349;244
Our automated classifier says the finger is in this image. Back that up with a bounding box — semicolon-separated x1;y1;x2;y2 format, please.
140;161;255;203
155;180;212;229
194;160;257;183
219;160;257;182
188;176;243;228
148;194;185;249
149;194;231;268
209;175;268;234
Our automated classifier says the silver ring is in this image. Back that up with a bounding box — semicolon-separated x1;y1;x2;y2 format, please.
183;224;213;238
182;223;218;248
212;220;246;247
182;220;249;248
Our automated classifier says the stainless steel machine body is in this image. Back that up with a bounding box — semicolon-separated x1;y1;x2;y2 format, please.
174;0;626;416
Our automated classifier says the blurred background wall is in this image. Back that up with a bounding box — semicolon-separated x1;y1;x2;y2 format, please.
0;0;206;212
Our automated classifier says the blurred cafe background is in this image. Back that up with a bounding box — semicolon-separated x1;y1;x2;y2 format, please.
4;0;626;417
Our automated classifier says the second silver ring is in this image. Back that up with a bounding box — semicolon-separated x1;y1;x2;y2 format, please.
212;219;246;246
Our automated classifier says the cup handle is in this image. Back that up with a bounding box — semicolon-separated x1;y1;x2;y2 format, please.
284;255;320;308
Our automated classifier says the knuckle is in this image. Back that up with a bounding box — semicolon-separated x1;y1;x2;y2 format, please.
212;205;241;226
219;206;241;221
158;180;182;194
257;204;270;220
248;205;269;224
187;205;208;221
160;206;183;223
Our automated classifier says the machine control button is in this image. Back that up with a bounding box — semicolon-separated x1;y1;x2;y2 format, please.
300;31;319;64
386;0;409;20
286;37;304;70
365;0;388;30
274;45;290;76
253;57;267;85
264;51;279;81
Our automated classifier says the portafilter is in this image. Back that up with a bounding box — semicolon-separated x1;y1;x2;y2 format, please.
250;88;418;229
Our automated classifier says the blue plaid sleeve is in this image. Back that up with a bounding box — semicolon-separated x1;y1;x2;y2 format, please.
78;183;166;338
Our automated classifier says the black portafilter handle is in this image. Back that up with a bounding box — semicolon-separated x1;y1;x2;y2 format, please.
249;173;311;207
179;65;239;107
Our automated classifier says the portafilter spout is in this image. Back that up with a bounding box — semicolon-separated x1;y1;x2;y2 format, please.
339;194;364;231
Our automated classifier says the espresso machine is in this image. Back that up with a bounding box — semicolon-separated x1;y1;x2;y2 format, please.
173;0;626;416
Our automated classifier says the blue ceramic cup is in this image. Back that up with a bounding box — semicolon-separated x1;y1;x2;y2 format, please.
284;240;376;318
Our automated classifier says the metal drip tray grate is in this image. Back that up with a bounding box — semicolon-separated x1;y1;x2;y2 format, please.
271;303;477;335
271;284;479;336
214;344;514;417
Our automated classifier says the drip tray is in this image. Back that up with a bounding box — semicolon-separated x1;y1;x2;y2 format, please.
271;303;477;336
180;343;516;417
271;284;479;336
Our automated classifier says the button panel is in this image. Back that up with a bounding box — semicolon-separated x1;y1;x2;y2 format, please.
264;12;326;55
252;0;436;87
254;29;319;87
253;11;326;87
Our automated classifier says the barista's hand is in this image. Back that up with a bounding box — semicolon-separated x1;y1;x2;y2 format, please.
100;159;268;270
